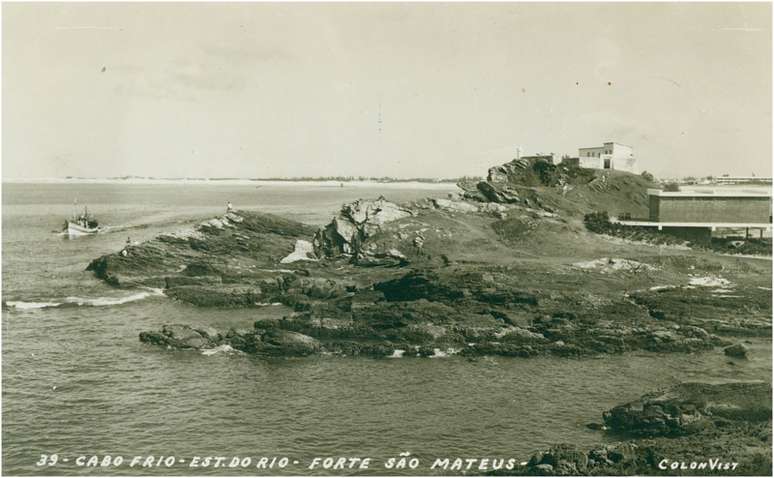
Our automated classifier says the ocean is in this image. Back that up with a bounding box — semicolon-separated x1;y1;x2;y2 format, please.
2;181;771;475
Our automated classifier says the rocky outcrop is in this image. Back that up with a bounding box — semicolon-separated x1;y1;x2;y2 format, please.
86;210;316;289
312;197;413;260
374;270;538;305
137;263;733;360
87;179;769;361
603;382;772;437
430;198;479;213
454;157;567;210
140;322;322;357
630;286;771;337
139;324;221;349
516;382;772;476
724;342;750;359
251;329;322;356
81;161;771;477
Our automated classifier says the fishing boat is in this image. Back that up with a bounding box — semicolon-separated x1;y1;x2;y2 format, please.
63;205;101;236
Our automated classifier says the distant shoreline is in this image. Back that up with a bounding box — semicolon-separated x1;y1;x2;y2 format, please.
3;177;468;189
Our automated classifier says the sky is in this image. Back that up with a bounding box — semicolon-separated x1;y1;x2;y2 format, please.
2;2;772;179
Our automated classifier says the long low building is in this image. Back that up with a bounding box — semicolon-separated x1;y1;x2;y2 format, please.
612;188;772;245
648;189;771;223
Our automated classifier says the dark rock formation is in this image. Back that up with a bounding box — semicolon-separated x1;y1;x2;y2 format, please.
86;211;316;290
603;382;772;437
86;177;769;360
312;197;414;261
724;343;750;359
139;324;221;349
140;322;322;357
514;382;772;476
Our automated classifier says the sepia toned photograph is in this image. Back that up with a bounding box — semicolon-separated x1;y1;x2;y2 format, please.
2;2;772;476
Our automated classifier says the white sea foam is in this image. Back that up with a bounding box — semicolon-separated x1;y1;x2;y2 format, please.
7;288;165;310
6;301;62;310
649;285;676;292
201;345;238;356
64;288;165;306
430;347;461;358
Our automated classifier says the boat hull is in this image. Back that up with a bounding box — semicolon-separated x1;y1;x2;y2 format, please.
66;221;100;236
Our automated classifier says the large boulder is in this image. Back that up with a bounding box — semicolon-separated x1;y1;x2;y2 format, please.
139;324;219;349
476;181;522;204
255;329;322;356
430;198;479;213
724;342;750;359
313;197;413;258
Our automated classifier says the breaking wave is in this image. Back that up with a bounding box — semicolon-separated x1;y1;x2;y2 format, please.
200;345;240;356
5;301;62;310
5;288;165;311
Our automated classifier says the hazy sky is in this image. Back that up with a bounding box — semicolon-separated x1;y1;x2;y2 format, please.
3;2;771;179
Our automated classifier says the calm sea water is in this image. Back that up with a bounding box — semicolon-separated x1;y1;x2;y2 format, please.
2;182;771;476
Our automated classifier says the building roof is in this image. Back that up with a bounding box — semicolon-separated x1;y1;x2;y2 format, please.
579;141;633;150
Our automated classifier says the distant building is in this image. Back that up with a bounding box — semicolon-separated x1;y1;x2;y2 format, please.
578;142;636;173
714;176;772;185
612;188;772;245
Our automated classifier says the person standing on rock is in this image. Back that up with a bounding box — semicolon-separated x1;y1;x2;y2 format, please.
226;201;234;213
121;237;131;257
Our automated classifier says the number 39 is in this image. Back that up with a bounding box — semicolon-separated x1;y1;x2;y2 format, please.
35;454;59;466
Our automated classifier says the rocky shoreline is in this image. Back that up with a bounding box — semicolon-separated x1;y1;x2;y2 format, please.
511;381;772;476
87;201;770;359
86;157;772;475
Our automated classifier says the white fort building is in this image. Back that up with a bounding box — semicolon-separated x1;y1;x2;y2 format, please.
578;142;637;173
